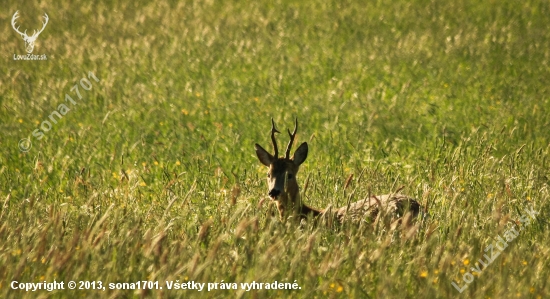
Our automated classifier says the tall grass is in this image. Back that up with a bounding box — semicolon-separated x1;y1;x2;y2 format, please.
1;0;549;298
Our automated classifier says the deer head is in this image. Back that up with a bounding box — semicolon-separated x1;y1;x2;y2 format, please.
255;118;308;219
11;11;49;54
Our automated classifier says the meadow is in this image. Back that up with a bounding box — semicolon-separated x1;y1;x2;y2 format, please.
1;0;549;298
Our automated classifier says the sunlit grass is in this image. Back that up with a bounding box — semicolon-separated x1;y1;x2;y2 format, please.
1;0;549;298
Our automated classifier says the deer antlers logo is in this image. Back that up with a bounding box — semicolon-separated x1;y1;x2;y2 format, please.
11;11;49;54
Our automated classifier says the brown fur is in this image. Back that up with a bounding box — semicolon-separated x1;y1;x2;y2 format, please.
255;119;421;224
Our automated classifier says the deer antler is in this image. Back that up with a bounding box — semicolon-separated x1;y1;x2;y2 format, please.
285;118;298;159
11;11;26;37
270;118;280;158
34;13;49;37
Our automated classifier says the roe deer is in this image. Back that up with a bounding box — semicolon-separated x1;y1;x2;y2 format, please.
254;119;421;224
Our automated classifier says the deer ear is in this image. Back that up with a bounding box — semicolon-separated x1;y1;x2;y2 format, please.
292;142;308;166
255;144;274;167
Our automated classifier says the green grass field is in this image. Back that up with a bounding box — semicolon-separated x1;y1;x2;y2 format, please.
1;0;549;298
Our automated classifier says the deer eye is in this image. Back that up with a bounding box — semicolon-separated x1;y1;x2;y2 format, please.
287;173;294;180
267;173;271;178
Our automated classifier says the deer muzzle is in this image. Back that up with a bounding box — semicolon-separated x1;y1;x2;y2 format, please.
268;188;281;200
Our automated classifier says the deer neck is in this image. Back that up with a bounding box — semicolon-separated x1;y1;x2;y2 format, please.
277;188;323;220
